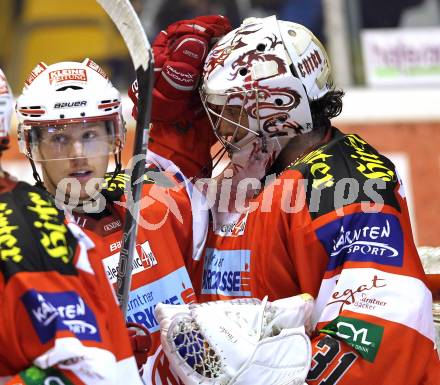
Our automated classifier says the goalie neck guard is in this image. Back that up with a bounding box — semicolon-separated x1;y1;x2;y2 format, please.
200;15;333;155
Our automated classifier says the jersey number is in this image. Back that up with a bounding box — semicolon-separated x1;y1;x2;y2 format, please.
307;335;357;385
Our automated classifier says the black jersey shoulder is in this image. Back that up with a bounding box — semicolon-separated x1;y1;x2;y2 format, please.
286;128;401;219
101;166;176;202
0;182;78;282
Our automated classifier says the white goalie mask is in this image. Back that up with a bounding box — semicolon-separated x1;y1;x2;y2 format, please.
200;15;333;157
16;59;125;161
0;68;13;151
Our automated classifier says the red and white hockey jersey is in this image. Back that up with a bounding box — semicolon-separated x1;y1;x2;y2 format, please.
0;180;142;385
187;128;439;384
72;168;196;385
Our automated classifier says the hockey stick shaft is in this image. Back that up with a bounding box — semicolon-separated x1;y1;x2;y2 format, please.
96;0;154;316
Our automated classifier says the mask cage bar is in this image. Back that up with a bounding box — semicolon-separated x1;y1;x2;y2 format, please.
200;87;263;154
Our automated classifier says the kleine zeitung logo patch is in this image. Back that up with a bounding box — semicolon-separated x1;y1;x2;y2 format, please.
49;69;87;85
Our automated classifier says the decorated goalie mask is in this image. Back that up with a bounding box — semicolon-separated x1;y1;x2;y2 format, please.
0;68;13;152
200;15;333;158
16;59;125;163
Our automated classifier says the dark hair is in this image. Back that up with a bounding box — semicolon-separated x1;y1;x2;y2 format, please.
309;89;345;129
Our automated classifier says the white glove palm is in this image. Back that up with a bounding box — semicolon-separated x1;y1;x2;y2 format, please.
155;294;314;385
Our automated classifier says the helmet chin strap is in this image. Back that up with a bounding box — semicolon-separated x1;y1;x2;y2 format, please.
110;150;122;180
28;157;46;191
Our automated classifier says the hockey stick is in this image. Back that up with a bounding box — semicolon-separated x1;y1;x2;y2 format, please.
96;0;154;316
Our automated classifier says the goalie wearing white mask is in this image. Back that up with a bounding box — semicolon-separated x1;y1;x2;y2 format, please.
200;15;336;184
149;16;439;385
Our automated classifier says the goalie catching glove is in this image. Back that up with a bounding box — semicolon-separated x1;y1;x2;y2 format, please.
155;294;314;385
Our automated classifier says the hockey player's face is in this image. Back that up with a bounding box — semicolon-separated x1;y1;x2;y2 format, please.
38;122;110;201
217;105;249;143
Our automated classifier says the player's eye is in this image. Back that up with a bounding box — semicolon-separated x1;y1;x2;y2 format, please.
50;133;69;146
82;130;99;141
